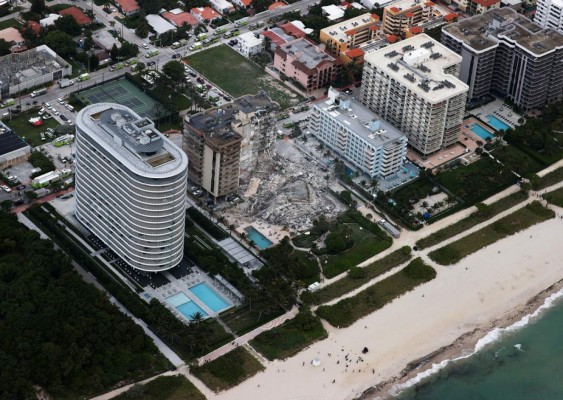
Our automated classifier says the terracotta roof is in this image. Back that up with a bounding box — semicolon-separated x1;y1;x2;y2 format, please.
345;47;364;58
25;20;41;35
405;11;414;17
386;34;399;43
262;30;288;47
162;11;199;26
280;22;306;38
371;13;380;21
59;6;92;25
115;0;140;13
409;26;423;34
190;6;220;20
472;0;500;6
369;25;379;31
424;1;435;6
341;1;352;7
443;12;457;21
345;28;357;35
268;1;286;10
240;0;252;5
390;6;400;12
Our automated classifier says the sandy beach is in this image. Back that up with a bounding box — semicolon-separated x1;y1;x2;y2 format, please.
207;214;563;400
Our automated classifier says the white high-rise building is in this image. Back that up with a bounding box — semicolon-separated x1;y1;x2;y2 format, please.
309;88;408;178
536;0;563;32
360;34;468;156
75;103;188;272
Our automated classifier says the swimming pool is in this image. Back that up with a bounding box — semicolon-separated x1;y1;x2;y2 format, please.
189;282;230;313
246;226;273;249
470;124;495;141
486;115;510;131
166;292;208;320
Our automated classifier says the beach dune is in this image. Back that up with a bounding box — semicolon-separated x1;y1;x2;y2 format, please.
213;217;563;400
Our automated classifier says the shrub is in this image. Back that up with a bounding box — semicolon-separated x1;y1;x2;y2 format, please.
347;266;365;279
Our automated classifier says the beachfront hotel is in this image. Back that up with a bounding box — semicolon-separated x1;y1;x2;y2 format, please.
360;34;468;156
442;8;563;112
309;87;408;178
74;103;188;272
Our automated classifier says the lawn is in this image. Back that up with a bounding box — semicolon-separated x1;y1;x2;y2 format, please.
221;304;285;335
250;309;327;360
186;45;303;110
0;18;21;30
535;167;563;190
5;110;61;147
436;156;517;204
416;190;529;249
191;347;264;392
544;187;563;208
492;144;544;177
320;223;392;279
113;375;206;400
429;201;555;265
48;3;72;11
316;258;436;328
301;246;412;305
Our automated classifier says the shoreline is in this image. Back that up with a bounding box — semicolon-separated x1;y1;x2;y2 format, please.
359;279;563;399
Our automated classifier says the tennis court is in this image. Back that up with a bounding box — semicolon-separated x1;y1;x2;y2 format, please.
77;79;168;119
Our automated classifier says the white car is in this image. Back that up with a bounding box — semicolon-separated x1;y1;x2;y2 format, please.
52;110;60;116
57;98;64;104
142;43;149;49
1;185;11;193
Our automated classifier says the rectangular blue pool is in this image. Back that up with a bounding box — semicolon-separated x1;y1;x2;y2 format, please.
470;124;495;141
166;292;208;320
189;282;230;313
246;226;273;249
486;115;510;131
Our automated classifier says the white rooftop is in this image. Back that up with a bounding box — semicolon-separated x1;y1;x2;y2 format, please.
322;4;346;20
360;0;395;9
239;31;264;46
290;20;313;34
364;34;468;102
321;13;377;43
39;13;61;27
146;14;176;34
77;103;188;179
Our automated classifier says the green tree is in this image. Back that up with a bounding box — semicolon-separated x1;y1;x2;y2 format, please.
43;31;75;58
162;60;185;82
135;12;150;38
54;14;82;36
30;0;46;15
0;38;10;56
89;53;99;70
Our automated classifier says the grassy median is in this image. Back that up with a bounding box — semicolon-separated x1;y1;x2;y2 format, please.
113;375;206;400
250;309;327;360
191;347;264;392
544;187;563;207
316;258;436;328
429;201;555;265
416;191;529;250
301;246;412;305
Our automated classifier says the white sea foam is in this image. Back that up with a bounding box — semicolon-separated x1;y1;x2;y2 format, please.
514;344;523;352
389;286;563;397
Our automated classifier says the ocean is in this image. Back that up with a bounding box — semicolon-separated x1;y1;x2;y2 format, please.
394;288;563;400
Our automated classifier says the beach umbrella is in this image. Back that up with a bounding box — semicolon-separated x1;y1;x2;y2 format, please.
311;357;321;367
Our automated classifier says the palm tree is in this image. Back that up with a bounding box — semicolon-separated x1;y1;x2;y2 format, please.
190;311;204;323
421;201;430;212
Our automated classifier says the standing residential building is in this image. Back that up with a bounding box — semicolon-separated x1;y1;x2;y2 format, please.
382;0;439;36
273;38;340;93
320;13;381;64
442;8;563;112
310;88;408;178
360;34;468;155
237;31;265;57
74;103;188;272
536;0;563;32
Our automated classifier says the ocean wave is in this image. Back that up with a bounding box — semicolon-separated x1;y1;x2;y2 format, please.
389;287;563;397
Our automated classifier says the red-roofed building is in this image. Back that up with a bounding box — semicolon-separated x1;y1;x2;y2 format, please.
342;47;365;64
24;21;41;36
341;1;352;8
59;6;92;26
280;21;307;38
370;13;380;21
268;1;286;10
404;25;423;38
190;7;220;23
113;0;140;16
382;0;438;37
162;10;199;27
444;13;457;21
386;34;399;43
232;0;252;9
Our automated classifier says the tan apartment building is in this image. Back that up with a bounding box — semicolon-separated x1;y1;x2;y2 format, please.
382;0;440;36
183;94;278;198
319;13;381;64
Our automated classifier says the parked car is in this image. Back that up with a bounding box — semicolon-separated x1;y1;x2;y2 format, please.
196;77;204;84
172;53;181;59
1;185;11;193
16;184;25;190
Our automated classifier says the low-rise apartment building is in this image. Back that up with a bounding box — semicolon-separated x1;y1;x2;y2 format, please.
273;38;340;93
310;88;408;178
382;0;439;36
319;13;381;64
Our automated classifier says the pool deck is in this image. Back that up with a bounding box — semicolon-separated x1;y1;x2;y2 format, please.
461;116;495;143
470;98;524;129
237;222;289;246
